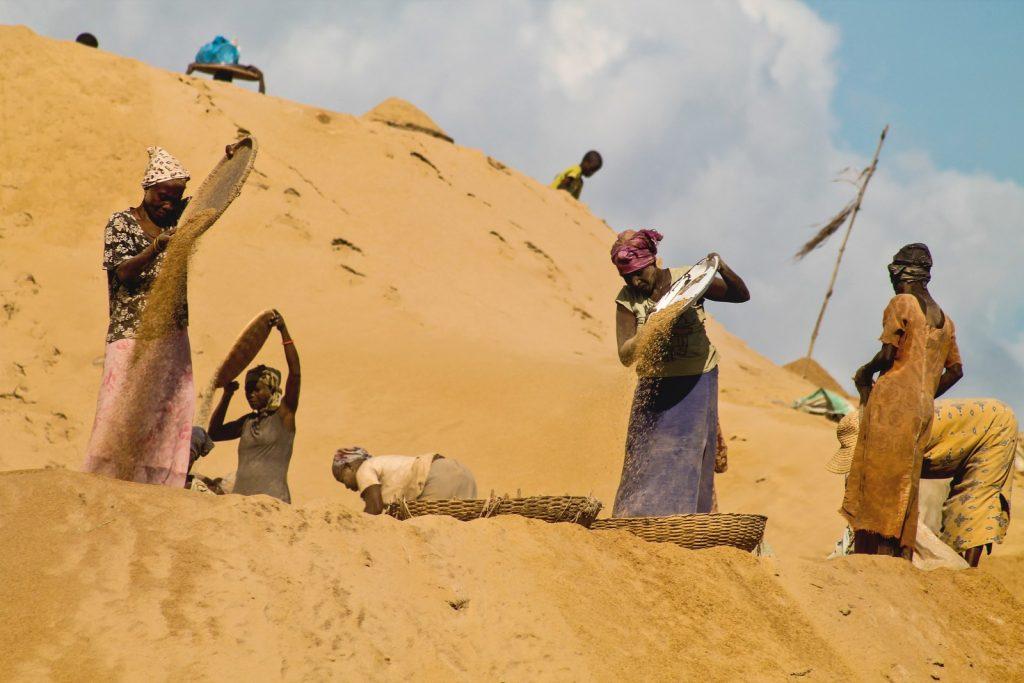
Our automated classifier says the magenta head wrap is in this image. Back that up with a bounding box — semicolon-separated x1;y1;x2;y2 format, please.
610;229;663;276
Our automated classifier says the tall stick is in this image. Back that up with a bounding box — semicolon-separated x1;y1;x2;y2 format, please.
803;125;889;375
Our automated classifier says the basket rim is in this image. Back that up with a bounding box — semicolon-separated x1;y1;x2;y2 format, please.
387;494;603;525
592;512;767;524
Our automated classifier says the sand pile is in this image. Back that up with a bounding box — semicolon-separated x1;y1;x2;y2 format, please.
3;468;1023;681
784;356;852;398
0;25;625;504
1;26;1023;679
363;96;454;142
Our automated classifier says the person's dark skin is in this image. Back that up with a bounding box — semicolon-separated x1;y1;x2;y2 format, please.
224;140;247;158
114;179;189;285
208;311;301;441
615;253;749;366
331;459;385;514
557;152;602;191
962;546;983;567
580;154;602;178
853;278;963;405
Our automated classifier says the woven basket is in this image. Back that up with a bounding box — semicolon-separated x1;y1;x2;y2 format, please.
179;136;258;229
387;495;602;527
591;513;767;552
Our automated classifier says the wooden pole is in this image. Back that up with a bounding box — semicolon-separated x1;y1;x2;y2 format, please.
803;125;889;377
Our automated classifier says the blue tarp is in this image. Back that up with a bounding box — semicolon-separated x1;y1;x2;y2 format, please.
195;36;239;65
792;388;852;421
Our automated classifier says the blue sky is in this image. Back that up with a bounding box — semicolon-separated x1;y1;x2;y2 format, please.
810;0;1023;184
3;0;1024;408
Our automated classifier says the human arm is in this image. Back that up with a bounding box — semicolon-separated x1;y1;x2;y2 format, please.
853;344;897;405
854;296;912;405
556;174;576;192
935;364;963;398
207;381;246;441
935;331;964;398
109;217;174;285
361;485;385;515
703;254;750;303
615;304;640;366
272;311;301;418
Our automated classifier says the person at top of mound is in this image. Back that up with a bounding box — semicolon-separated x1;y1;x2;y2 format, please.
610;229;749;518
551;150;602;200
331;448;477;515
75;32;98;48
208;311;301;503
842;243;963;561
82;146;195;487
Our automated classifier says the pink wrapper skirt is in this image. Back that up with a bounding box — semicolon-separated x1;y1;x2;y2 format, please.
83;329;194;487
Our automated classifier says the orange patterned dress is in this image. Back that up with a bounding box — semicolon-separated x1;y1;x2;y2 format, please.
840;294;962;551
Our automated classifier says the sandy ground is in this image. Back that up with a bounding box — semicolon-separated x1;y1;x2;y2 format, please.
2;469;1022;681
1;27;1021;680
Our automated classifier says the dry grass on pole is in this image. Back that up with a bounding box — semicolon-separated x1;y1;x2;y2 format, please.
796;125;889;377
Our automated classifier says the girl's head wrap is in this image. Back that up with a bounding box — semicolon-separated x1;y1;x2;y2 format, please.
142;146;190;189
333;446;371;468
245;365;282;417
610;229;663;276
888;243;932;285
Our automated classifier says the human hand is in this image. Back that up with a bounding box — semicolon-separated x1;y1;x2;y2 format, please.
853;367;873;405
154;228;176;253
225;380;240;394
269;309;286;331
173;196;191;223
853;365;872;386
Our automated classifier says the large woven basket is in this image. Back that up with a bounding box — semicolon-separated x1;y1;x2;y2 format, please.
387;495;602;528
179;136;258;229
591;513;767;552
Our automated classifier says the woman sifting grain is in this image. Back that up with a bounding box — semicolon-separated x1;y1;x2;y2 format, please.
208;311;301;503
842;244;963;560
610;229;749;516
82;147;195;486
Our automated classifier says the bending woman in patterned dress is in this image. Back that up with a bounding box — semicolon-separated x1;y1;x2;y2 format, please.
82;147;195;487
830;399;1016;567
843;243;964;560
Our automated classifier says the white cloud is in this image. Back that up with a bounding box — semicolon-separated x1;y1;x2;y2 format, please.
6;0;1024;407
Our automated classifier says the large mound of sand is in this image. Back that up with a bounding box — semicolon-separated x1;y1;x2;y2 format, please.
1;26;1022;678
784;356;852;398
3;468;1022;680
363;96;453;142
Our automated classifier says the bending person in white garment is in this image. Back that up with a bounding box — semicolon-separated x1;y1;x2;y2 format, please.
331;447;478;514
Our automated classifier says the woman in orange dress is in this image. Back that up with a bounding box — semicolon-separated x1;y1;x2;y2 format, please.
842;243;964;560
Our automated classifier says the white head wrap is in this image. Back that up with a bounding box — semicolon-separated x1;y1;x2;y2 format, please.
141;146;190;189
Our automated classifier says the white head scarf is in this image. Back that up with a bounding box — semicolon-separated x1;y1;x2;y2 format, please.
141;146;190;189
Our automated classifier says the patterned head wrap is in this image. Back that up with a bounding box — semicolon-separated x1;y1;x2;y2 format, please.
888;242;932;285
245;365;282;417
333;446;371;468
141;146;190;189
610;229;663;276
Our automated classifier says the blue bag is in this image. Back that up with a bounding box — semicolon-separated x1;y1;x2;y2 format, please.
195;36;239;65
